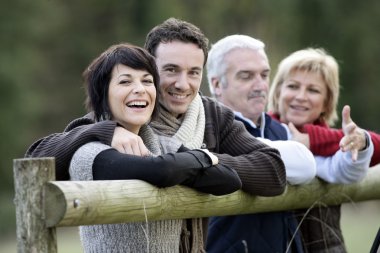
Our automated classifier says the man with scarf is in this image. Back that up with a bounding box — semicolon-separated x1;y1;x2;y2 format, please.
25;18;286;252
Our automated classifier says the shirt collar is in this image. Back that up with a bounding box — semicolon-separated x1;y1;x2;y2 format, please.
234;111;266;137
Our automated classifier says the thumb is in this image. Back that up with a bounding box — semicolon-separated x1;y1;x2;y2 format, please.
342;105;352;133
288;122;299;135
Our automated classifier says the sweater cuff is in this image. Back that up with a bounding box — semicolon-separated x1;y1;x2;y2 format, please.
93;120;117;146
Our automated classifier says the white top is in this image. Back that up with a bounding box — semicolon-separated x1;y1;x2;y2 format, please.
235;112;316;185
236;112;374;185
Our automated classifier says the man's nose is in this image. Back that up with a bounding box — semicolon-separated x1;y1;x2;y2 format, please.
174;72;190;90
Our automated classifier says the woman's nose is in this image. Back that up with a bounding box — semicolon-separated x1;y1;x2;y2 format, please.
133;82;146;94
295;88;307;100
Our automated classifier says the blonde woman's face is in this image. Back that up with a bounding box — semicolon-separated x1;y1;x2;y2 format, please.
278;70;327;127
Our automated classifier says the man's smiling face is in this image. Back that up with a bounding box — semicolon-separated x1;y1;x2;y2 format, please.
155;40;204;118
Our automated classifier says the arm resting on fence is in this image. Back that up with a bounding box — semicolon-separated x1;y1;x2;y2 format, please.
44;165;380;228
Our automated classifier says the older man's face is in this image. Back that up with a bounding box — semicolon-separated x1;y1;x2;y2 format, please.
217;48;270;124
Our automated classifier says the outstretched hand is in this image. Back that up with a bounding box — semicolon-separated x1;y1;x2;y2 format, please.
111;126;150;156
339;105;367;161
288;122;310;149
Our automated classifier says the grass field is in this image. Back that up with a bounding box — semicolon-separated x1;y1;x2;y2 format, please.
2;200;379;253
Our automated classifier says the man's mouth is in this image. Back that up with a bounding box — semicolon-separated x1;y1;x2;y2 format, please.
248;91;266;99
168;91;188;100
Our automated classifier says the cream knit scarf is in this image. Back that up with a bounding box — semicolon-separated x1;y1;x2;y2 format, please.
150;94;205;149
150;94;206;253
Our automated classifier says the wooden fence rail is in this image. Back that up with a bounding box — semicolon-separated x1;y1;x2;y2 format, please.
14;157;380;253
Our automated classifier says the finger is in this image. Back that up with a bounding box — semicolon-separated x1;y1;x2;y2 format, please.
122;143;135;155
339;137;359;161
339;135;353;151
342;105;352;133
288;122;299;135
351;149;358;162
113;144;126;154
137;139;150;156
129;141;143;156
344;122;357;136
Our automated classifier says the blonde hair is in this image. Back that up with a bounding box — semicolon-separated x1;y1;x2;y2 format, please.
268;48;340;126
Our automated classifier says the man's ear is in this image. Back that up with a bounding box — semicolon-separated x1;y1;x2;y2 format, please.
211;78;222;97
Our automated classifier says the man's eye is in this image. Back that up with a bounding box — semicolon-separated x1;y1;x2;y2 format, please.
189;70;200;76
165;68;176;73
236;71;252;80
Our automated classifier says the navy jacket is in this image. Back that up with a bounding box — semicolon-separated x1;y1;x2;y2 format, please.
206;113;304;253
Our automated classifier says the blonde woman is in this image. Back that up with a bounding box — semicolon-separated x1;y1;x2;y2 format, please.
268;48;373;252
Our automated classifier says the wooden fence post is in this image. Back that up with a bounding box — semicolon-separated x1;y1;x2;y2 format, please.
13;157;57;253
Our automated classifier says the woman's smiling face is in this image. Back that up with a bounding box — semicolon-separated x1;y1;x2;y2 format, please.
108;64;156;134
278;69;327;127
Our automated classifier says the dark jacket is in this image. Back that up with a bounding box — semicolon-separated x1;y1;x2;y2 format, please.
26;96;286;196
268;112;347;253
295;205;345;253
207;113;304;253
25;96;286;251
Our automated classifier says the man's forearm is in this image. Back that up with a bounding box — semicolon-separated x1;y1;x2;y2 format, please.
26;120;116;180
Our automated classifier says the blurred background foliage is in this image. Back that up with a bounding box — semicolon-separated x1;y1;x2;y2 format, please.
2;0;380;248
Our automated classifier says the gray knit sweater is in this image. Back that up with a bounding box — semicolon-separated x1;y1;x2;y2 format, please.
69;126;183;253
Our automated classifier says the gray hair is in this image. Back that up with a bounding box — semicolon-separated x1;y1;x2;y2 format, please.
206;34;266;96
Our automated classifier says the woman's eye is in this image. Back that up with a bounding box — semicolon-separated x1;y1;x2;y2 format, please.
143;79;154;85
119;80;131;85
309;88;320;93
286;83;297;89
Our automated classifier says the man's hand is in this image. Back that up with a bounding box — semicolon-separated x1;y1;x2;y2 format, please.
339;105;367;161
111;126;150;156
289;122;310;149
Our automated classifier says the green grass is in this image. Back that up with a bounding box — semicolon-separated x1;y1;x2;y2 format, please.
2;201;379;253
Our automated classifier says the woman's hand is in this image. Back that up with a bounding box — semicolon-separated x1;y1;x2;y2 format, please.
289;122;310;149
339;105;367;161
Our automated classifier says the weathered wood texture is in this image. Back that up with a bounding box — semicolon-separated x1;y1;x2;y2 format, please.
13;158;57;253
13;157;380;253
43;164;380;227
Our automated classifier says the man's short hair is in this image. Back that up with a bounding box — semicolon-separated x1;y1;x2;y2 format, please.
144;17;209;66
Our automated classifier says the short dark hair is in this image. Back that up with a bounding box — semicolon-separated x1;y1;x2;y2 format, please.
83;43;160;122
144;17;209;66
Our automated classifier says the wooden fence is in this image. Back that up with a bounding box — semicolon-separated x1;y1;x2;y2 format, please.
13;157;380;253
